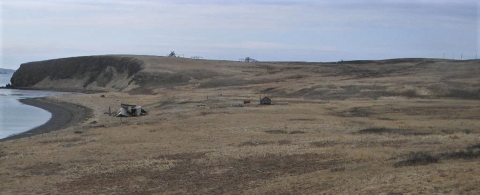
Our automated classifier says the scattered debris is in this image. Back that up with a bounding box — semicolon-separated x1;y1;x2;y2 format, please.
115;103;148;117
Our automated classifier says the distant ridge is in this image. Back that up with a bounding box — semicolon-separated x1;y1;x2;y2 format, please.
0;68;15;74
9;55;480;99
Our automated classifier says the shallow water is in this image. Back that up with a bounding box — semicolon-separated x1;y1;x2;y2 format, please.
0;73;68;139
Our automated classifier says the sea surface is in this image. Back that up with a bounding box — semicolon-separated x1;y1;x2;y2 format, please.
0;73;68;139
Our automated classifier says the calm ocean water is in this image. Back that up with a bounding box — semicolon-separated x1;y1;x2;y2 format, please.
0;74;68;139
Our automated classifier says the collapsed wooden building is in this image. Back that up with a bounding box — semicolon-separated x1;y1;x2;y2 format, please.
116;103;148;117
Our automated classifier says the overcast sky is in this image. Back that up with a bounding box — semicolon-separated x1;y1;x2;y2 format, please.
1;0;478;69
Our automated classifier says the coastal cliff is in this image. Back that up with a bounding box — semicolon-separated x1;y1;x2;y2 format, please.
9;55;244;93
11;55;143;91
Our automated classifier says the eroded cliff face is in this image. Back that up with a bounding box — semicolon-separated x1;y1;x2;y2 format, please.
11;56;143;91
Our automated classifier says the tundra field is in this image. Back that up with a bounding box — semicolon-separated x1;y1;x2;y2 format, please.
1;56;480;194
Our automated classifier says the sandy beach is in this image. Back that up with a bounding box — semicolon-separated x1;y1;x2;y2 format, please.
0;98;88;141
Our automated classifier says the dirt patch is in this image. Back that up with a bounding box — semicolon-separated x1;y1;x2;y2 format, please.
440;144;480;160
264;130;288;134
198;78;249;88
394;151;439;167
289;130;306;134
287;85;388;100
180;69;221;80
278;140;292;145
339;107;375;117
201;153;339;194
446;89;480;100
310;141;338;148
441;149;480;160
378;117;396;121
238;141;275;147
154;152;209;161
393;105;479;120
356;128;430;136
127;86;155;95
395;143;480;167
468;143;480;149
264;130;306;134
357;127;399;134
311;140;408;148
288;118;316;121
379;140;409;147
56;153;339;194
16;162;64;176
441;129;476;135
154;98;176;108
38;137;83;144
262;87;277;92
324;59;433;79
133;72;190;88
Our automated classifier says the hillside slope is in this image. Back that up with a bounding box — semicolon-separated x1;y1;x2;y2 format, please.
10;55;480;100
10;55;252;92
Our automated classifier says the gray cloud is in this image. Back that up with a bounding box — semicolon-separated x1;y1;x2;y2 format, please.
1;0;478;69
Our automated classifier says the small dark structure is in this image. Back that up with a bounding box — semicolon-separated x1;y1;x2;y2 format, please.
116;103;148;117
244;100;251;104
260;97;272;105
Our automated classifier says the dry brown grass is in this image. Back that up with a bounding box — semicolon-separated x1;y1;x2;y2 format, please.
1;58;480;194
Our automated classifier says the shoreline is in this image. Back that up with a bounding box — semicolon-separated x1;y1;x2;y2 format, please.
0;98;88;141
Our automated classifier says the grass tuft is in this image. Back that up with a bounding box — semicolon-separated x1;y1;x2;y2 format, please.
395;144;480;167
357;127;429;136
357;127;395;134
278;140;292;145
289;131;306;134
446;89;480;100
238;141;275;147
264;130;288;134
330;166;345;172
310;141;337;148
378;117;395;121
264;130;305;134
440;148;480;160
38;137;83;144
468;143;480;149
394;151;439;167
